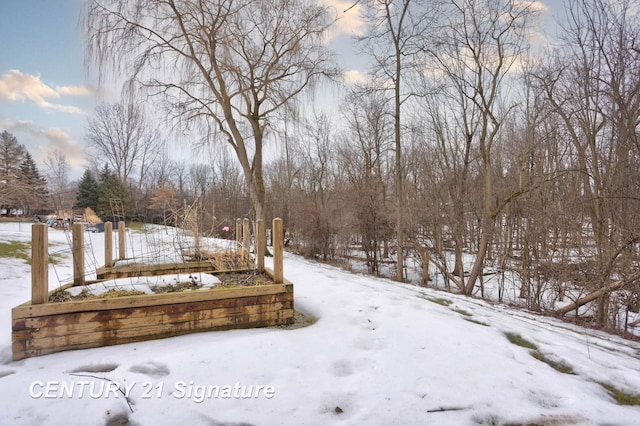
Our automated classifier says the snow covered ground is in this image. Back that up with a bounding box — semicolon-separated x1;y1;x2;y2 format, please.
1;221;640;425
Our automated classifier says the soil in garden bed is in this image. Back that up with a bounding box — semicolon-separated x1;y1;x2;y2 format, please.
214;271;275;288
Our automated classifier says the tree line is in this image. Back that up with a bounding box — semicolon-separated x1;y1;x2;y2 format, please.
3;0;635;332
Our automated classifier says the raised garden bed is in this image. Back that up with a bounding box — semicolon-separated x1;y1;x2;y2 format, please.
12;273;293;361
11;219;292;361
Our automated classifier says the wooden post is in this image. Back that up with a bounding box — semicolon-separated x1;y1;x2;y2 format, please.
118;220;126;260
104;221;113;267
235;218;242;252
72;223;84;286
273;217;283;284
31;223;48;305
243;218;251;253
257;219;265;272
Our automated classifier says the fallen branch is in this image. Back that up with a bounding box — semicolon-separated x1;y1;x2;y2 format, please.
427;406;468;413
556;269;640;316
68;373;134;413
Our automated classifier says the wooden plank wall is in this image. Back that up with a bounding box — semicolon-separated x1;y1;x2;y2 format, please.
12;284;293;361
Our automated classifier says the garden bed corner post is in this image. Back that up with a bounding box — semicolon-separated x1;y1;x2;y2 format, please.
257;219;265;272
72;222;85;286
104;221;113;267
273;217;283;284
118;221;126;260
31;223;48;305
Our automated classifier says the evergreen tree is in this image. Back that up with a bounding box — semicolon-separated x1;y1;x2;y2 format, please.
0;130;26;212
17;152;49;214
97;165;131;221
76;169;100;212
0;131;25;183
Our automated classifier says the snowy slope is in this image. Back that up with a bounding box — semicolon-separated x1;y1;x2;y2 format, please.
1;222;639;426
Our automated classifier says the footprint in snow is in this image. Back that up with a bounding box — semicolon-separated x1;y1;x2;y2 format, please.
331;359;354;378
68;363;119;373
0;370;15;379
129;361;170;378
353;337;385;351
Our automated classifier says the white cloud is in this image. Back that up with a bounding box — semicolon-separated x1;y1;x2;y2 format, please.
0;118;86;169
527;0;550;14
322;0;365;38
0;69;94;114
343;69;368;84
56;85;95;97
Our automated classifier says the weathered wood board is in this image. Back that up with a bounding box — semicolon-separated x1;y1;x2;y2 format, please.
12;282;294;361
96;260;231;279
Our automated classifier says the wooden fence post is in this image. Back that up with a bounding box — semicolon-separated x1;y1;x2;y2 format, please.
118;220;126;260
273;217;283;283
104;221;113;267
243;218;251;253
235;218;242;252
257;219;265;272
31;223;48;305
72;223;84;286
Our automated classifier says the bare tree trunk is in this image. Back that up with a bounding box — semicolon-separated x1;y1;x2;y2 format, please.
556;269;640;316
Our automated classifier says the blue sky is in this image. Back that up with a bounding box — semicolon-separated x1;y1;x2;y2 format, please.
0;0;96;178
0;0;557;182
0;0;365;181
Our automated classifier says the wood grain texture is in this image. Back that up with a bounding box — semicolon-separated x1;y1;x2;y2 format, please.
12;282;294;361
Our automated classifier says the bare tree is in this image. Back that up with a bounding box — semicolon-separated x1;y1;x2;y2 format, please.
44;150;72;216
339;85;393;274
357;0;434;281
85;101;161;188
536;0;640;326
423;0;538;295
44;151;70;195
292;112;339;260
84;0;339;222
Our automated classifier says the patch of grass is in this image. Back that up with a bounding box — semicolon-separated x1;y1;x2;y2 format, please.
451;307;471;316
464;317;490;327
273;310;317;330
421;295;453;307
127;221;149;233
0;241;30;262
48;253;65;265
599;382;640;406
504;332;538;350
504;331;576;375
1;240;65;265
531;351;576;375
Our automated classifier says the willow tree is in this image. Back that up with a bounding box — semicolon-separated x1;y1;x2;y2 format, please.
84;0;338;221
